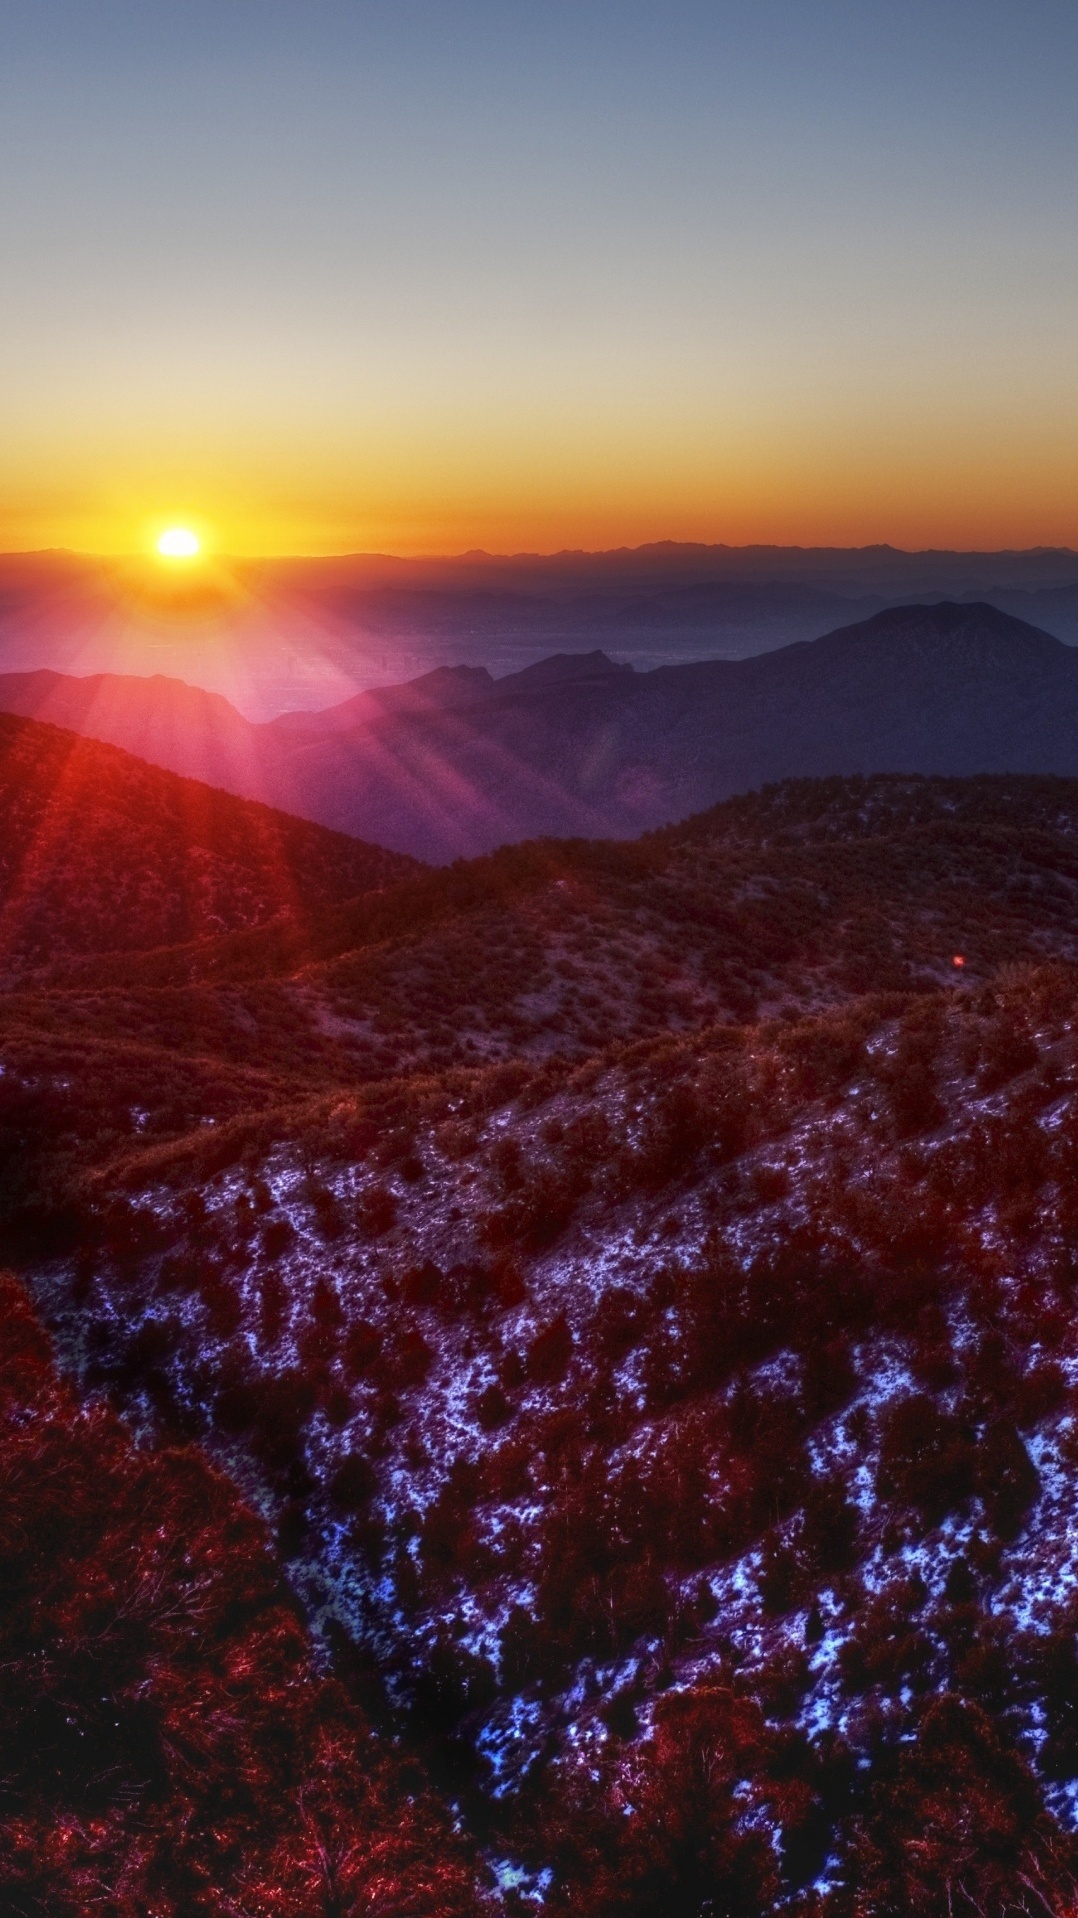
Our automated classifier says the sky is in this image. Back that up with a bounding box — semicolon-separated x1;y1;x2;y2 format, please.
1;0;1077;556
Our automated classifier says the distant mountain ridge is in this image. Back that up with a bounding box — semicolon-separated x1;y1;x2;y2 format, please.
6;543;1078;711
5;603;1078;859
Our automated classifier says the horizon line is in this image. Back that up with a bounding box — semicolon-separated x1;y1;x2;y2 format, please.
4;537;1078;566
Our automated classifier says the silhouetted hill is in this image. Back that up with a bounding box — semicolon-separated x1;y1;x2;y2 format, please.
8;544;1078;718
0;664;256;783
0;710;418;976
8;602;1078;859
266;662;497;734
980;580;1078;645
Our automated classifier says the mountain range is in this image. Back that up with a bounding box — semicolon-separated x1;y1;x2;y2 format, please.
5;600;1078;858
5;543;1078;717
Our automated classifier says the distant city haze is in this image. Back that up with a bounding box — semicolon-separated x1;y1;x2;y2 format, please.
6;542;1078;718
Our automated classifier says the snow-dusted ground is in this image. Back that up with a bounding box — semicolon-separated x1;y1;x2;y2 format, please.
27;974;1078;1894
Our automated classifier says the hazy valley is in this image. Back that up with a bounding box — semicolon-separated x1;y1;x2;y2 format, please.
6;541;1078;717
8;600;1078;859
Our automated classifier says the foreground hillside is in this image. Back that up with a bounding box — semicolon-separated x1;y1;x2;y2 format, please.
28;964;1078;1911
8;602;1078;857
12;770;1078;1098
8;769;1078;1910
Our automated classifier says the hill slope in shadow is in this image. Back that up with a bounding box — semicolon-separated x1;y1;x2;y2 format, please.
0;710;418;976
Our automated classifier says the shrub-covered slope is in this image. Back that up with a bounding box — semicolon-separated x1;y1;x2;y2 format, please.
8;771;1078;1104
31;963;1078;1913
0;1274;483;1916
9;770;1078;1245
11;770;1078;1912
0;709;418;977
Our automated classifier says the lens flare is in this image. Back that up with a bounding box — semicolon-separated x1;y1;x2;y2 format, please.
157;527;200;558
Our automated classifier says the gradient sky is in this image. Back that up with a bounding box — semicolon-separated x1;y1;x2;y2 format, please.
2;0;1078;555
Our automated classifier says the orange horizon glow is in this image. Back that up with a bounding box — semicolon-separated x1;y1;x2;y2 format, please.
5;377;1078;561
5;10;1078;567
5;487;1078;563
3;410;1078;562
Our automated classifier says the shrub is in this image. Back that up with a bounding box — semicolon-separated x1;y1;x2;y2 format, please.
261;1215;294;1257
357;1183;398;1236
527;1314;574;1385
342;1324;381;1385
329;1451;377;1513
876;1395;976;1523
977;1419;1039;1541
475;1383;513;1430
381;1325;433;1389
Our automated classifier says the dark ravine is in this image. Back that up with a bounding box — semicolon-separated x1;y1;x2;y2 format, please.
6;601;1078;859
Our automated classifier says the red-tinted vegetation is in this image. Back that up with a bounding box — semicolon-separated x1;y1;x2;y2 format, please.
0;710;417;978
0;1273;482;1915
8;766;1078;1910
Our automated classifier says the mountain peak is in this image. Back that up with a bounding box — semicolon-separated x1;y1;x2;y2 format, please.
824;598;1068;655
501;648;633;688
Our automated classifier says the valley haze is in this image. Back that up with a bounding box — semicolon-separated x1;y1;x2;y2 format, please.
5;540;1078;717
4;595;1078;859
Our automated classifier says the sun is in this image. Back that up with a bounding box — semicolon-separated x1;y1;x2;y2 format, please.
157;526;201;559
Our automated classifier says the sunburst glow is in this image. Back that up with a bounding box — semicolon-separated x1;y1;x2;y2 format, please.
157;527;201;559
